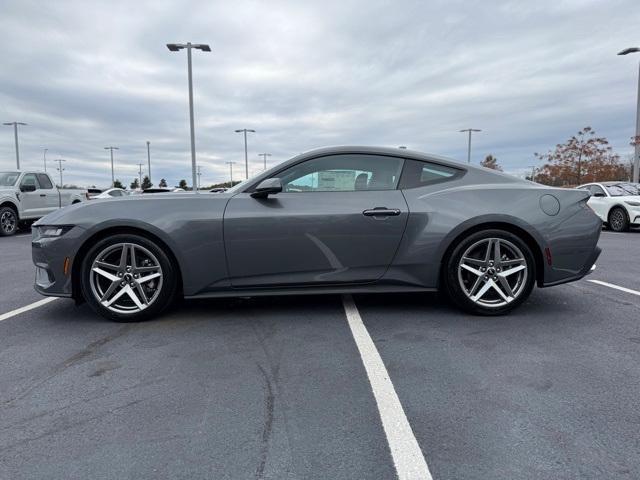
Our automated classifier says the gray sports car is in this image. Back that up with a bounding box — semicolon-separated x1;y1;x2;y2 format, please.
32;146;602;322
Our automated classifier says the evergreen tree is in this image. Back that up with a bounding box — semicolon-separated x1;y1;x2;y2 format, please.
141;176;152;190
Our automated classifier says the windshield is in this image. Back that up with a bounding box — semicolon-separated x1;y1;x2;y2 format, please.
605;183;640;197
0;172;20;187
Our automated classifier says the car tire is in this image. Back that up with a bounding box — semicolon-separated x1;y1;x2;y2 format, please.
607;207;629;232
80;233;177;322
0;206;18;237
444;229;536;315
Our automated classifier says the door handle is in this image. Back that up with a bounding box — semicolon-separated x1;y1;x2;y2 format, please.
40;194;46;197
362;207;401;217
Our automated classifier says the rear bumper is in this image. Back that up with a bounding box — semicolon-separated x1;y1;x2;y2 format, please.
540;246;601;287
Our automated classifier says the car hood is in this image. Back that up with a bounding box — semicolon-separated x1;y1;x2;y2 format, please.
34;192;230;227
0;187;18;195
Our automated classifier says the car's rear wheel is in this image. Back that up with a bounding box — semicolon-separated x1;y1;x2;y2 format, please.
608;207;629;232
0;206;18;237
444;229;535;315
81;234;177;322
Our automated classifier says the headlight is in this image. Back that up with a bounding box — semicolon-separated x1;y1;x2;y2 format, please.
624;201;640;207
35;225;73;238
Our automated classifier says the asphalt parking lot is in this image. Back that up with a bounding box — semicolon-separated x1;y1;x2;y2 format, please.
1;230;639;480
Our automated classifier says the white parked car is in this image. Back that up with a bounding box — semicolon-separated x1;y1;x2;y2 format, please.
90;188;130;199
0;171;87;236
577;182;640;232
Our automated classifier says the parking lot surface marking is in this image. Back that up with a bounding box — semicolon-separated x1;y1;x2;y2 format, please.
0;297;58;322
588;279;640;297
342;294;432;480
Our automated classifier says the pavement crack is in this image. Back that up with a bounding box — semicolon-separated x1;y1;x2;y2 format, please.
255;363;275;480
2;325;134;407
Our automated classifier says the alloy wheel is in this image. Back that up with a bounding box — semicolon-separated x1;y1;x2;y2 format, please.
89;243;163;315
1;210;16;234
457;237;528;308
610;209;625;231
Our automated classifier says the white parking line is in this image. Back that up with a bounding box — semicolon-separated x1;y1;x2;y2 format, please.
342;295;432;480
588;279;640;297
0;297;58;322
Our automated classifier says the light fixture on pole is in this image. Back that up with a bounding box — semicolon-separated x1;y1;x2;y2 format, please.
54;159;66;187
146;141;151;184
167;42;211;193
3;122;27;170
235;129;255;179
618;47;640;183
43;148;48;172
459;128;482;163
104;146;119;187
225;161;236;188
258;153;271;170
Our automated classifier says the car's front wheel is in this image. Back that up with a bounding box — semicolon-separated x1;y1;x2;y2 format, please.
608;207;629;232
81;234;177;322
444;229;536;315
0;206;18;237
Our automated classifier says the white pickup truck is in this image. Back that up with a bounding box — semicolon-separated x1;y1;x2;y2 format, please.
0;171;87;236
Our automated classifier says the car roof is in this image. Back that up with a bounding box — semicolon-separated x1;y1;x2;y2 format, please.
290;145;469;170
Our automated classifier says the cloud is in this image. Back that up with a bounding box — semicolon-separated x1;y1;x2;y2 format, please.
0;0;638;187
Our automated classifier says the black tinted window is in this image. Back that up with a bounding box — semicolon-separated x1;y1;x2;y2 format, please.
21;174;39;188
399;159;460;189
278;154;404;192
36;174;53;189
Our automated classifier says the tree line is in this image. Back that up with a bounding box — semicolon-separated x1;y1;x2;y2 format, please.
478;126;635;186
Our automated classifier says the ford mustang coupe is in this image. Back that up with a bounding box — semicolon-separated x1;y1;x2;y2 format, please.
32;146;602;322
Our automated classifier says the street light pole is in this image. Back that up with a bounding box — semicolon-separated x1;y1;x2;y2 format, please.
196;165;202;190
104;146;119;187
167;42;211;193
459;128;481;163
146;141;151;184
235;129;255;179
54;159;66;187
258;153;271;170
618;47;640;183
3;122;27;169
138;163;144;188
43;148;48;172
225;161;235;188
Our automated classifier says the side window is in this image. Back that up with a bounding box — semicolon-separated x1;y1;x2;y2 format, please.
398;159;461;189
278;154;404;192
36;174;53;189
20;174;39;189
589;185;606;196
109;190;121;197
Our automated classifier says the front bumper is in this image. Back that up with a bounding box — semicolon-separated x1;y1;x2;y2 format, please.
32;226;85;297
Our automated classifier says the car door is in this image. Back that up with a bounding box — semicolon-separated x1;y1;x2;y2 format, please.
223;153;409;287
36;173;59;214
19;173;46;218
586;184;609;221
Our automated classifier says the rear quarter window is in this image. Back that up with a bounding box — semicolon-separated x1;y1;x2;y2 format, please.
398;159;462;189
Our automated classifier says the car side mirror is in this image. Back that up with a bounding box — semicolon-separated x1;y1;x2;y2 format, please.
20;184;36;192
251;178;282;198
592;192;605;197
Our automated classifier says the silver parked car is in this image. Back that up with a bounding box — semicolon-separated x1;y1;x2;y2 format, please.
32;146;602;322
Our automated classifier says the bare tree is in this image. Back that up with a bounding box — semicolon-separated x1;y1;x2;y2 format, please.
480;154;503;171
534;127;627;186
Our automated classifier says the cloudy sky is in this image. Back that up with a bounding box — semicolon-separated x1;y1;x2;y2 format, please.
1;0;639;188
